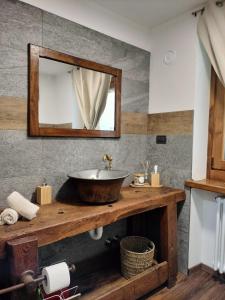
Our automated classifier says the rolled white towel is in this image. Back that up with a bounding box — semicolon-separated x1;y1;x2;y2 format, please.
1;208;19;225
0;213;5;225
7;191;39;221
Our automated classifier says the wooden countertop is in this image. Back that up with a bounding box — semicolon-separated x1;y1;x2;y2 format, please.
185;179;225;194
0;186;185;258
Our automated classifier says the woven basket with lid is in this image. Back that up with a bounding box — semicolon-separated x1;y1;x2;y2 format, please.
120;236;155;279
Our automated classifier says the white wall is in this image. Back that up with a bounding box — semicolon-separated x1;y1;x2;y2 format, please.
189;189;218;269
147;10;216;270
149;13;198;113
21;0;150;51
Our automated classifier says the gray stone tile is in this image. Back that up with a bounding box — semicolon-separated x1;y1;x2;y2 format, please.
42;135;147;183
0;66;27;98
42;11;150;113
42;12;113;65
147;134;192;274
0;130;42;179
0;46;27;69
177;231;189;274
0;46;27;97
112;45;150;82
0;175;43;205
0;0;42;51
39;219;127;267
122;78;149;112
147;135;193;171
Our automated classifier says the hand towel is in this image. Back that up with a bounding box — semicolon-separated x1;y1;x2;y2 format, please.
1;208;19;225
7;191;39;220
0;214;5;225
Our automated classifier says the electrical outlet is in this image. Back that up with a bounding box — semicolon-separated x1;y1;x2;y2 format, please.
156;135;167;144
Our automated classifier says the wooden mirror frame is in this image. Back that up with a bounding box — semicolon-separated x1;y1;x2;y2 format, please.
207;68;225;181
28;44;122;138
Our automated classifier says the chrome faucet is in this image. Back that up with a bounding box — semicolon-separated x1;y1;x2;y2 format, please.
103;154;113;170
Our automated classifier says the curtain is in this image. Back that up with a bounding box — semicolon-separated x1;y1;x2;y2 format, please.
198;0;225;86
72;68;111;129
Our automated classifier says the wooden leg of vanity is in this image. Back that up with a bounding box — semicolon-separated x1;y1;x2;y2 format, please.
7;236;38;300
160;201;177;288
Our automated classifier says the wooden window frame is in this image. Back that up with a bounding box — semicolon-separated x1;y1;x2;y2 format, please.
207;68;225;180
28;44;122;138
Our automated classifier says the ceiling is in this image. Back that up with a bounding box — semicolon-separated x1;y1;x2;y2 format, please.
92;0;205;30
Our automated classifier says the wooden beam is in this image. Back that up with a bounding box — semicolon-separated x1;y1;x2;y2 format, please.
148;110;193;135
0;96;193;136
121;112;148;135
160;201;177;287
0;97;27;130
81;262;168;300
7;236;38;300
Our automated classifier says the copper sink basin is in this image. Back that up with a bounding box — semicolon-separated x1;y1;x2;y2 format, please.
68;169;129;204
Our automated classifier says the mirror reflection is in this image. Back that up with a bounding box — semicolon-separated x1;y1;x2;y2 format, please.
39;58;115;131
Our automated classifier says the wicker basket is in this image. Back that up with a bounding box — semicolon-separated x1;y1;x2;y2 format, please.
120;236;155;279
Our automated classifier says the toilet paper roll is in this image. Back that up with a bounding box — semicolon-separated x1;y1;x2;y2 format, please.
42;262;70;294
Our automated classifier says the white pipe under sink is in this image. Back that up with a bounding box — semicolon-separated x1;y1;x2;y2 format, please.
89;227;103;240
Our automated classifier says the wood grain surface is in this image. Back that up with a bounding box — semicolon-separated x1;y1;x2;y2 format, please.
0;186;185;259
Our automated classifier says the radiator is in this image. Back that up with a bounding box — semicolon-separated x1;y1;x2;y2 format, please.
214;197;225;273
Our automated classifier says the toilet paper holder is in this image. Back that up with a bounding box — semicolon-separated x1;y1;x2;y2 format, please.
0;263;76;296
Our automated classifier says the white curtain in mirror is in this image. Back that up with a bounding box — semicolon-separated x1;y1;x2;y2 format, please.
198;0;225;86
72;68;112;129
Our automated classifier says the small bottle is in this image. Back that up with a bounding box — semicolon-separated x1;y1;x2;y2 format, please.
36;181;52;205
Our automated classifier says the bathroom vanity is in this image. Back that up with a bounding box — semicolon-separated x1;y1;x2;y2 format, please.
0;186;185;300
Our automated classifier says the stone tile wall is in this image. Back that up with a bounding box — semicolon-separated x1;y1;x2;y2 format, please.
147;135;193;273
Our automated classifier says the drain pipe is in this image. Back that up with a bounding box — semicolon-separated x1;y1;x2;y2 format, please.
89;227;103;240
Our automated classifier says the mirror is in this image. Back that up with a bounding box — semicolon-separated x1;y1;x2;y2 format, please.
28;44;121;137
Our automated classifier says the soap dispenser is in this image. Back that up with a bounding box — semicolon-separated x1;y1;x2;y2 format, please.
150;165;162;187
36;180;52;205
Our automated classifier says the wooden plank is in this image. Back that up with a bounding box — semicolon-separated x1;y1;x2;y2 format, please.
160;201;177;287
39;123;72;129
0;97;27;130
80;262;168;300
147;266;225;300
148;110;193;135
0;187;185;259
7;236;38;300
0;96;193;137
185;178;225;194
121;112;148;135
207;68;225;181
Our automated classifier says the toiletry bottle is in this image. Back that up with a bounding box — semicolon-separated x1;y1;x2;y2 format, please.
151;165;161;187
36;181;52;205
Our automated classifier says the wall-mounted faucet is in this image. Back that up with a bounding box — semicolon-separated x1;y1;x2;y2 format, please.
103;154;113;170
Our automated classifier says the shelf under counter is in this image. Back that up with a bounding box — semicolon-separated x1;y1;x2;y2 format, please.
185;179;225;194
0;186;185;259
78;261;168;300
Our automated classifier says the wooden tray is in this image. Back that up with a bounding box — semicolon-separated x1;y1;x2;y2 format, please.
129;183;162;188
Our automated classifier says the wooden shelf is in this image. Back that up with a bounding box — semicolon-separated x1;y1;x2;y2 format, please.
0;186;185;259
185;179;225;194
79;262;168;300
